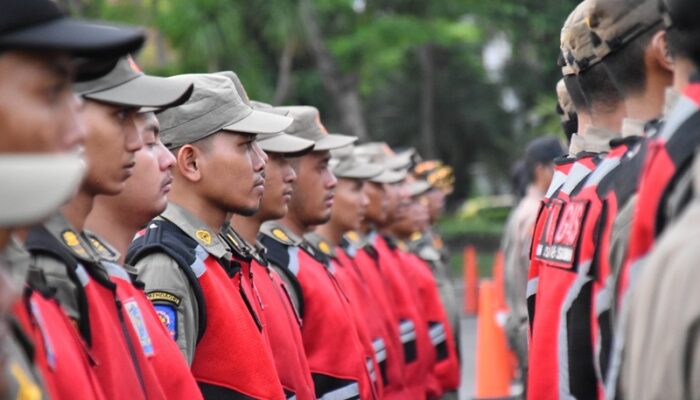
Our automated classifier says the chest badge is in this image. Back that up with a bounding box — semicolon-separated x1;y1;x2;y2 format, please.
196;229;212;245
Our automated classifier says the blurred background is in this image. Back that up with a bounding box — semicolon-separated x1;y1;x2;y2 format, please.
61;0;579;276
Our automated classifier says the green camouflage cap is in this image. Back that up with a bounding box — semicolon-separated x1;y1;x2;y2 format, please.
275;106;357;152
352;142;409;184
560;0;662;75
158;73;293;149
74;56;193;109
214;72;314;155
330;145;384;179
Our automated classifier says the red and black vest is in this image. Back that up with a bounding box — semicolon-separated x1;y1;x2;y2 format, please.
221;229;316;400
12;285;106;400
371;233;442;399
396;248;460;392
341;238;413;400
527;154;602;400
260;232;375;400
26;227;166;400
127;220;286;400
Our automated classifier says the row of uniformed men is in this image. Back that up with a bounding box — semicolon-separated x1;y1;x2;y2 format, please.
501;0;700;398
0;0;462;399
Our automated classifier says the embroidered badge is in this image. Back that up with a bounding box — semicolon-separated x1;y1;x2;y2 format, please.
124;300;155;357
272;228;290;243
196;229;212;245
318;241;331;255
147;291;182;306
410;232;422;242
61;230;86;256
154;304;177;340
346;231;359;243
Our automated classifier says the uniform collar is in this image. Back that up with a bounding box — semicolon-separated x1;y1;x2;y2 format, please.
664;86;682;119
578;126;620;154
568;133;584;156
304;231;336;258
343;230;368;248
259;220;304;246
621;118;646;138
42;212;98;263
83;230;121;263
160;202;230;259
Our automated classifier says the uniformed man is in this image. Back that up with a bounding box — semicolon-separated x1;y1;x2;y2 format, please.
126;73;293;399
307;146;412;398
0;0;146;398
352;142;443;398
24;56;195;400
82;105;207;400
500;136;563;392
257;106;380;400
619;1;700;397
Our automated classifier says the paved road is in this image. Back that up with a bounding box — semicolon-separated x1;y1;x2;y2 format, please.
458;316;477;400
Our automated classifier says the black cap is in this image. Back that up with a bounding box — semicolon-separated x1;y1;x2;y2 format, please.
0;0;145;57
524;137;564;175
661;0;700;32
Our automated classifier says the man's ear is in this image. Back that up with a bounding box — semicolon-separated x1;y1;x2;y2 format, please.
175;144;203;182
650;30;674;72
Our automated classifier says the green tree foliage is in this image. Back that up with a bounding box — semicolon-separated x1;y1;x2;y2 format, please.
66;0;579;205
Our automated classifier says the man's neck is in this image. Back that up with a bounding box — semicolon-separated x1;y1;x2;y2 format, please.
230;214;262;244
61;189;94;233
279;213;308;238
625;89;664;123
588;104;626;133
316;222;344;246
86;203;145;264
169;190;226;233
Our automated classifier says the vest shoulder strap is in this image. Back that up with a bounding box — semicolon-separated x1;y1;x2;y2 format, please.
126;220;208;343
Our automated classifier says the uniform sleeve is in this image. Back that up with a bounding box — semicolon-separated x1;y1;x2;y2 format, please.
31;254;80;321
133;252;199;365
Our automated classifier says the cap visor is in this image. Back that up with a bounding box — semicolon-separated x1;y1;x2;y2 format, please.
386;151;413;171
336;163;384;180
257;133;315;156
0;155;85;227
370;169;407;184
85;75;194;109
223;109;293;135
0;18;145;58
408;180;431;197
313;134;358;151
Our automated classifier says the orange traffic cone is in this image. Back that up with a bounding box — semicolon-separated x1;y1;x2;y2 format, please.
491;250;506;311
463;245;479;316
475;280;512;399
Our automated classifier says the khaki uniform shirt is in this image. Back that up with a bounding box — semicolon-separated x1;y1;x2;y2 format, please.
620;158;700;399
134;203;231;365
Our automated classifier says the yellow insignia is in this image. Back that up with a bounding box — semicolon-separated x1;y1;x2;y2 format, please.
410;232;422;242
226;233;240;248
196;229;212;245
10;362;42;400
272;228;290;242
346;231;359;243
319;241;331;255
61;230;86;255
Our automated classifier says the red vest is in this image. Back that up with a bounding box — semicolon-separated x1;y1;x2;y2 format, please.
101;261;203;400
12;289;106;400
372;234;441;399
397;249;460;392
260;234;376;400
26;228;164;400
128;220;286;399
342;241;413;399
527;155;600;400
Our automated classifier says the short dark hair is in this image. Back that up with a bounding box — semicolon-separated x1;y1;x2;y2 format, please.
563;62;624;115
663;0;700;67
666;27;700;67
556;103;578;143
603;26;662;97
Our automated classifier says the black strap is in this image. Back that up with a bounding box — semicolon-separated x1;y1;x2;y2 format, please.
126;220;208;343
259;234;305;320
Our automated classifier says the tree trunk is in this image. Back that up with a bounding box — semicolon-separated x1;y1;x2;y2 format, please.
298;0;368;140
418;43;437;158
273;39;295;105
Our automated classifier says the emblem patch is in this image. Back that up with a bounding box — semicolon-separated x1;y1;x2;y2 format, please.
147;291;182;306
319;241;331;255
272;228;290;243
196;229;212;245
124;300;154;357
346;231;359;243
410;232;422;242
61;230;86;256
154;304;177;340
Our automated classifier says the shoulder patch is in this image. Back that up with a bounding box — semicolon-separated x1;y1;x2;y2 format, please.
319;240;332;255
61;229;88;256
147;290;182;306
272;228;292;244
195;229;212;245
124;300;155;357
410;232;422;242
154;304;177;340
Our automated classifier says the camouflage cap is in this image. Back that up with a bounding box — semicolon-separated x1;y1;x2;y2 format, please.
560;0;663;75
275;106;357;152
556;79;576;120
329;145;384;180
